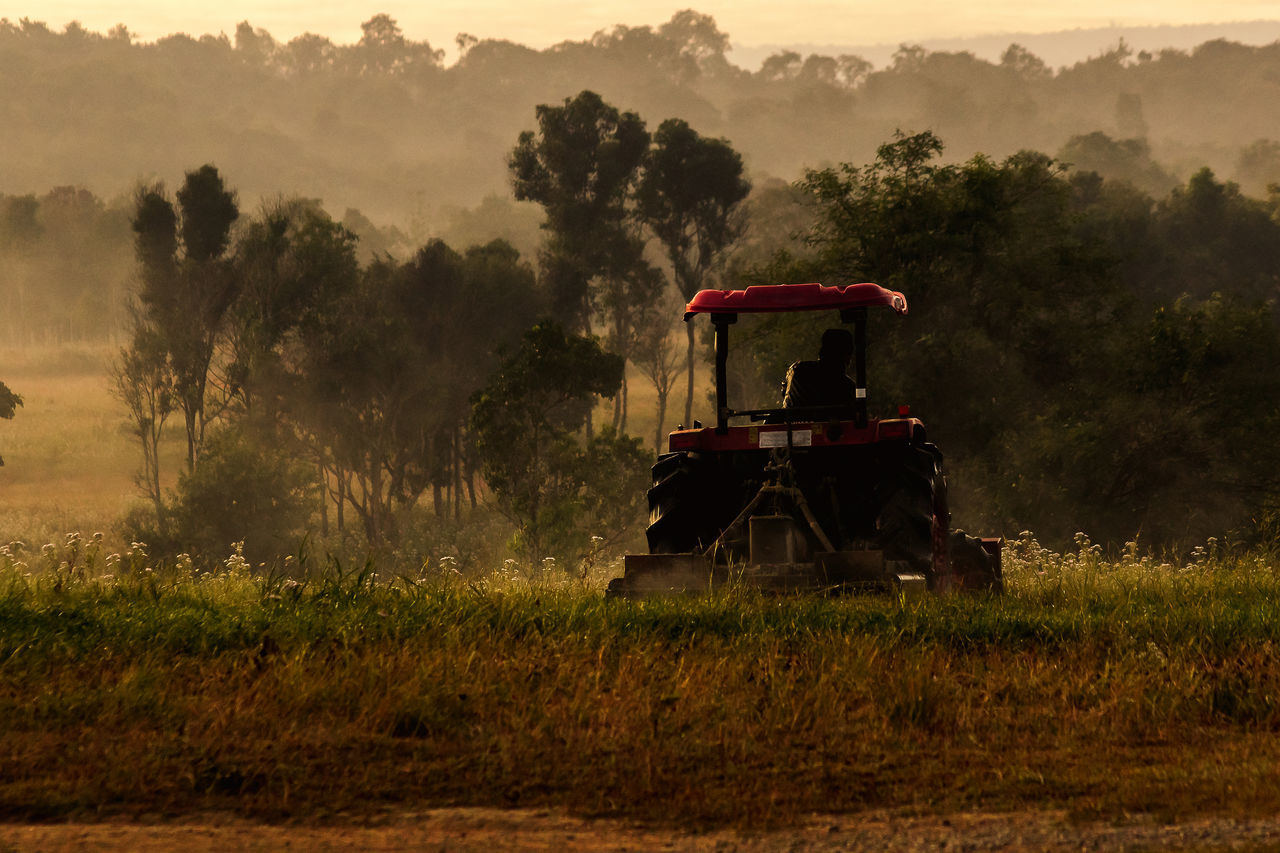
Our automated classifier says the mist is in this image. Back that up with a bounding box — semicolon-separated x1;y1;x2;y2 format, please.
2;12;1280;231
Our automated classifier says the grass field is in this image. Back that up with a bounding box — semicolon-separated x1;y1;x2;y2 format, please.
6;350;1280;839
3;535;1280;829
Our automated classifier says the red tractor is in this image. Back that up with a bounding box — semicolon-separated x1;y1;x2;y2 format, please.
608;282;1002;597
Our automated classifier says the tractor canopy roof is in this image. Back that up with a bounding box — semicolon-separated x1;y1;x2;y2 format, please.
684;282;907;321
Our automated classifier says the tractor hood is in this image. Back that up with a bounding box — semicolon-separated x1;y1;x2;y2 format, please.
684;282;907;321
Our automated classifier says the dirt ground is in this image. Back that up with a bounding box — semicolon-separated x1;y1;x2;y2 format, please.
5;808;1280;852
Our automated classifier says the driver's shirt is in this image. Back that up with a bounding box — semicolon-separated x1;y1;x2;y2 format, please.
783;361;857;408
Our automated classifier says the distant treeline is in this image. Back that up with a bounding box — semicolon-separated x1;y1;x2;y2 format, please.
2;11;1280;228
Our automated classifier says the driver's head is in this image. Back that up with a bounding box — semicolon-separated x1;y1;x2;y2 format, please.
818;328;854;366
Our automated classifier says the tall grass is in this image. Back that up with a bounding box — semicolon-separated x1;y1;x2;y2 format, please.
2;533;1280;825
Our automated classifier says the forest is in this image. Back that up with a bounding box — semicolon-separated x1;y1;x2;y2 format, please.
3;11;1280;224
2;12;1280;569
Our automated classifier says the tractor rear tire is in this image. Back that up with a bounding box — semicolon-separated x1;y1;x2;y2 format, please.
874;443;944;581
644;451;720;554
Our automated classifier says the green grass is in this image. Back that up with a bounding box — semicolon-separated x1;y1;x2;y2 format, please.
3;534;1280;827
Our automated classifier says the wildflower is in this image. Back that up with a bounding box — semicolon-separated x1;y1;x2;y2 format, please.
224;541;250;574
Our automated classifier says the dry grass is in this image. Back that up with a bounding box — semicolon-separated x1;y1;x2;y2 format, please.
2;538;1280;828
0;349;184;548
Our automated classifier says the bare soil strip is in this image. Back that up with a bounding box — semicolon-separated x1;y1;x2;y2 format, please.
5;808;1280;852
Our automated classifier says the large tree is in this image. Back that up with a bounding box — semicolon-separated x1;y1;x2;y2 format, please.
509;90;651;334
470;322;647;565
125;166;240;473
635;117;751;426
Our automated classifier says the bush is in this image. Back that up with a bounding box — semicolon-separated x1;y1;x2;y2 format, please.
151;426;317;566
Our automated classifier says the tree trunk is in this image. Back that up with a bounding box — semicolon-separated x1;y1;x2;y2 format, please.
452;425;463;522
654;389;668;455
619;370;629;433
464;430;477;508
184;407;198;472
336;467;346;533
318;459;329;538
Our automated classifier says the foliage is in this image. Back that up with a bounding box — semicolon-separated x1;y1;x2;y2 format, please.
123;167;241;474
471;323;645;564
0;188;133;345
763;131;1280;547
0;381;19;421
509;90;651;332
0;380;19;467
5;13;1280;243
163;425;317;566
290;238;541;545
635;117;752;425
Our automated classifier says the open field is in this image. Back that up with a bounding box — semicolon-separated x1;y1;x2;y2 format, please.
3;537;1280;849
0;348;187;549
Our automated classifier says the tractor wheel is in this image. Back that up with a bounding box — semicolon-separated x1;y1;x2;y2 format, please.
950;531;1003;593
644;451;719;554
874;443;944;581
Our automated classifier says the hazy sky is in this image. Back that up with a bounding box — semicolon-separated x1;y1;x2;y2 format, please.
15;1;1280;55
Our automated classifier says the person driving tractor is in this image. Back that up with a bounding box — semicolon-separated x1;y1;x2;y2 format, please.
783;328;857;408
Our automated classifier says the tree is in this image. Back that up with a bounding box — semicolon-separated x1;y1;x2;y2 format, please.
349;14;442;76
291;238;541;545
0;194;42;343
1149;167;1280;303
470;323;647;564
0;380;20;467
630;288;684;451
165;424;317;566
1005;294;1280;544
1058;132;1178;197
112;320;172;525
1234;138;1280;197
127;166;240;473
509;90;650;333
635;117;751;426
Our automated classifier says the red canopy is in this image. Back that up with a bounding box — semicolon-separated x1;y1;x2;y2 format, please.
684;282;907;320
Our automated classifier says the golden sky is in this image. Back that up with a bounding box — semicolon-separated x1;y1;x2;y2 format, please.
14;1;1280;50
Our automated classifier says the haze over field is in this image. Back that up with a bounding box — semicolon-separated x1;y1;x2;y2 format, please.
15;0;1280;57
3;6;1280;233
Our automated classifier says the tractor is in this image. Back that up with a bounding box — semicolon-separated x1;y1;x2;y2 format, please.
607;282;1002;597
